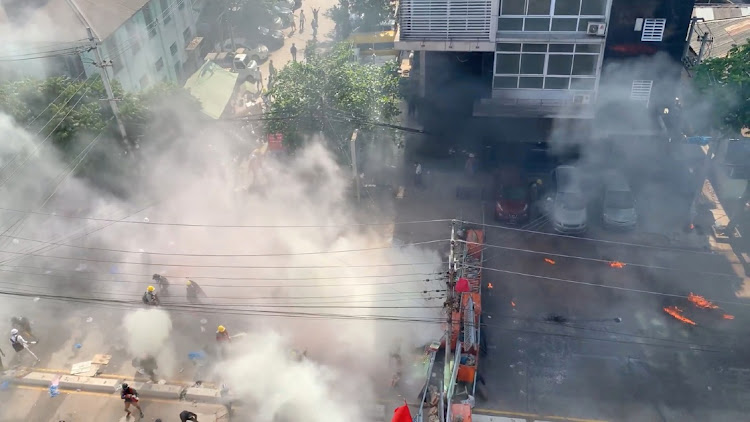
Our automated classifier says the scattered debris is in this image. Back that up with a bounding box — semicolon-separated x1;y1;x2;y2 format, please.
143;217;150;223
688;293;718;309
609;261;625;268
544;258;556;265
85;317;93;323
723;314;735;320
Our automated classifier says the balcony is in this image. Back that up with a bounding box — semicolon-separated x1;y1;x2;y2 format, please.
473;94;596;118
396;0;495;51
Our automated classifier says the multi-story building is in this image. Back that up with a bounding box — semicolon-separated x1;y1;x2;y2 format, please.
0;0;206;92
396;0;696;124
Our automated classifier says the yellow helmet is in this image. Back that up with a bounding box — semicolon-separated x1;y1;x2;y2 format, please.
186;280;192;286
147;285;155;292
217;325;226;333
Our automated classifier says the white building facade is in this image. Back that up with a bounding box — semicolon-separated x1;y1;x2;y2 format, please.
80;0;205;92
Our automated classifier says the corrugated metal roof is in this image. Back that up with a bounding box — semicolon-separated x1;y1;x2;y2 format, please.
690;16;750;59
183;61;239;119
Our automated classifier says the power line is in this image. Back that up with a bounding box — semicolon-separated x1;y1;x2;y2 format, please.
461;219;719;256
0;208;450;228
0;235;447;258
470;264;750;308
458;239;741;279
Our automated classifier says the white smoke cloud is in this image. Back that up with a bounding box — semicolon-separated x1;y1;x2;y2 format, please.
122;308;178;377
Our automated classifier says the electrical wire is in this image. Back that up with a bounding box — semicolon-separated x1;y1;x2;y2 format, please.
0;235;447;258
460;219;720;256
457;239;741;279
0;208;451;228
468;263;750;308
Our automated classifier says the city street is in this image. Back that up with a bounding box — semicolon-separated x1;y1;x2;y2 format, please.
391;148;750;421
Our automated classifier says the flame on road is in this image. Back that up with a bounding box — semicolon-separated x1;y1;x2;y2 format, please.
487;282;493;289
511;301;516;307
723;314;735;320
544;258;556;265
609;261;626;268
688;292;719;309
663;306;697;325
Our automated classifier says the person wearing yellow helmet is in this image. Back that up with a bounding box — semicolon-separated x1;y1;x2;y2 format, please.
142;285;160;306
216;325;230;343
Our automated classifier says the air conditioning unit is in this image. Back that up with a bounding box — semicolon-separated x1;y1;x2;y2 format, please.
587;22;606;36
573;94;591;105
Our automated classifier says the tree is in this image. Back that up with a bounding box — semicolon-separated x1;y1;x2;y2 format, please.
328;0;392;39
266;42;401;159
693;40;750;133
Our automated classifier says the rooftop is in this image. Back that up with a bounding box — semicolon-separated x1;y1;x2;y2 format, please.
690;3;750;59
0;0;148;44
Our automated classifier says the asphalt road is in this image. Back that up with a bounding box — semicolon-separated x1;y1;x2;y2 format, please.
392;156;750;422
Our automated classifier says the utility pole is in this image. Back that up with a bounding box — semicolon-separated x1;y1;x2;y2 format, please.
65;0;129;150
683;16;704;61
696;34;713;65
350;129;360;203
87;25;130;151
444;219;457;391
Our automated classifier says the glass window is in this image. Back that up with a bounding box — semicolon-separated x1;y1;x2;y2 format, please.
494;76;519;88
527;0;551;15
522;43;547;52
143;6;157;37
501;0;525;15
547;54;573;75
183;27;192;45
170;42;178;55
520;77;544;88
580;0;605;15
498;18;524;30
572;55;597;75
545;77;569;89
160;0;172;24
549;44;575;52
155;57;164;71
554;0;580;15
495;54;520;74
524;18;550;31
497;43;522;52
570;78;596;90
551;18;577;31
575;43;601;53
520;54;545;74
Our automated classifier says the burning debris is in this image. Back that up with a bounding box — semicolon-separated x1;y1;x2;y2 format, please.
487;282;493;289
723;314;735;320
510;301;516;307
663;306;697;326
688;293;719;309
544;258;556;265
609;261;626;268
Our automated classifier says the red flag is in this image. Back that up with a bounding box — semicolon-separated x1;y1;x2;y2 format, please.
391;401;412;422
455;277;470;293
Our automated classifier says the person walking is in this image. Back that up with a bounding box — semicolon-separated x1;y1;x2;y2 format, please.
414;162;423;188
290;15;297;33
290;43;297;62
180;410;199;422
152;274;170;296
268;60;277;79
312;7;319;21
186;279;207;304
311;17;318;38
10;328;38;361
299;10;306;32
121;383;144;419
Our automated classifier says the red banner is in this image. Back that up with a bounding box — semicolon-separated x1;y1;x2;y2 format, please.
267;133;284;151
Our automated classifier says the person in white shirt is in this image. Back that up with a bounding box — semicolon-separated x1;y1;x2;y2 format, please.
10;328;27;352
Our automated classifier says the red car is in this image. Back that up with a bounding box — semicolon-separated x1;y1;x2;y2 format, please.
493;168;530;224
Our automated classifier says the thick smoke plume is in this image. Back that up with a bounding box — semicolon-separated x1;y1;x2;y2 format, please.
122;308;178;377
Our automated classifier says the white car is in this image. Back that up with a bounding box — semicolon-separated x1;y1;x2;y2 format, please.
221;39;269;62
548;165;587;234
602;172;637;229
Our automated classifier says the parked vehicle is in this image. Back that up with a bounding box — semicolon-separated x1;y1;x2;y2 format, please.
547;165;587;234
493;167;530;224
256;26;285;49
221;39;269;62
204;50;261;82
602;172;637;229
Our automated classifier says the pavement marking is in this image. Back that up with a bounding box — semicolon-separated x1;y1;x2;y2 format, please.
473;408;607;422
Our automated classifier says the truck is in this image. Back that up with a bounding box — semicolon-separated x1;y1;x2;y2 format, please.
204;50;261;83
